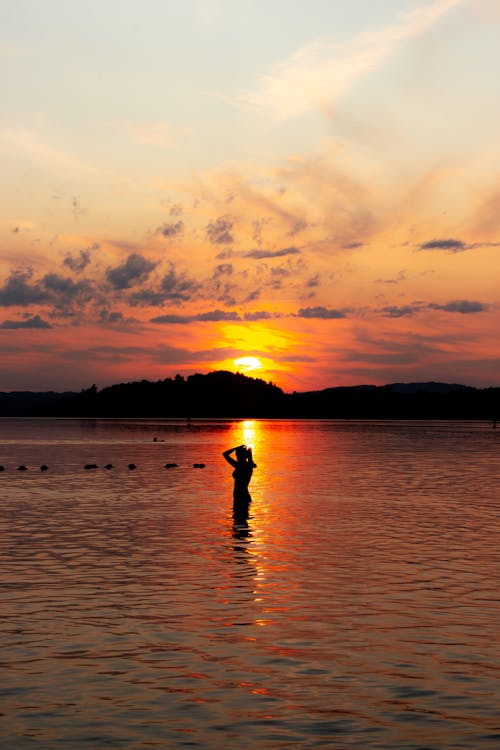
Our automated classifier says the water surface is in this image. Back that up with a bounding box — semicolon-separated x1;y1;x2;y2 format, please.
0;419;498;748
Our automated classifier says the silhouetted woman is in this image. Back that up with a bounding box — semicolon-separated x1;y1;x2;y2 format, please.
223;443;257;503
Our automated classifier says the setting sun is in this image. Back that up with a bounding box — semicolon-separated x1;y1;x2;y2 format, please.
234;356;263;372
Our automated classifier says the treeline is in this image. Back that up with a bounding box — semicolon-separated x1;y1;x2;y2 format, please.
0;371;499;420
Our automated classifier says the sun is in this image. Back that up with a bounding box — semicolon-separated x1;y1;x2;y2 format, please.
234;356;263;372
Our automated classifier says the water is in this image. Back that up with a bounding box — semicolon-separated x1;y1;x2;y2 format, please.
0;418;498;749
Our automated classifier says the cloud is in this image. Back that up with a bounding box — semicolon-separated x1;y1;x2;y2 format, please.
378;299;489;317
380;304;420;318
42;273;94;311
0;269;46;306
243;310;278;321
238;0;461;119
159;263;200;301
418;238;468;252
297;306;347;319
0;314;52;329
151;309;241;325
157;221;184;239
129;262;200;307
288;219;309;237
63;246;95;273
213;263;233;276
106;253;158;290
430;300;488;314
196;310;241;322
418;237;500;253
206;216;234;245
243;246;300;259
0;267;94;313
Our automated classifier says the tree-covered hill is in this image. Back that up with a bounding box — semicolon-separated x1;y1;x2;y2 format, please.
0;371;499;420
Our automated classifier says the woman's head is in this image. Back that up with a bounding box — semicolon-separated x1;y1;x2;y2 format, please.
235;445;249;462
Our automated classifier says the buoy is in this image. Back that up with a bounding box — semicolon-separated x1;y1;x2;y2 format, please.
164;463;178;468
0;465;5;471
40;465;48;471
193;463;206;468
17;465;28;471
104;463;113;470
128;463;136;470
84;464;98;470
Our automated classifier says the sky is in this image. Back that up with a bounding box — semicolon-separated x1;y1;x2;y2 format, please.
1;0;499;392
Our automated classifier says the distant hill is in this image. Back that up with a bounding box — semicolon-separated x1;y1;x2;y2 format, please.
0;372;498;419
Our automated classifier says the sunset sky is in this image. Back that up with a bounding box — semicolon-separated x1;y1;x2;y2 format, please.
1;0;499;392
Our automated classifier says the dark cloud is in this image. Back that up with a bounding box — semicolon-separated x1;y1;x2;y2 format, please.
243;246;300;259
297;306;347;319
242;289;261;303
243;310;278;321
63;248;93;273
99;309;125;324
151;309;241;325
206;216;234;245
418;238;500;253
380;305;419;318
127;290;166;307
42;273;94;310
288;219;308;237
215;249;233;260
0;267;94;313
379;300;488;317
418;238;467;252
430;300;488;314
128;261;199;307
157;220;184;239
106;253;157;290
0;314;52;329
0;269;46;306
159;263;200;301
150;313;193;324
213;263;233;276
306;274;320;288
197;310;241;322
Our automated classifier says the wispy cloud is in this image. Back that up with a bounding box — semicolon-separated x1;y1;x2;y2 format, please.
238;0;462;118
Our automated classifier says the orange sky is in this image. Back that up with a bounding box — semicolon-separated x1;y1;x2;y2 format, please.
1;0;499;391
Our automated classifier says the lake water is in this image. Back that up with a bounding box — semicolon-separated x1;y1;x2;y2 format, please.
0;418;498;749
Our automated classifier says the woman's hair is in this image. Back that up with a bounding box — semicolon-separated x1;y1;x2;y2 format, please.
235;445;249;461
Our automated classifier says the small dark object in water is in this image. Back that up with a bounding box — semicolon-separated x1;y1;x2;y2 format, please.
17;465;28;471
104;463;113;470
128;463;136;470
84;463;98;470
0;465;5;471
193;463;206;468
40;465;48;471
164;463;179;468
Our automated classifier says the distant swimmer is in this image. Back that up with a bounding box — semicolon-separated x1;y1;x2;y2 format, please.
223;444;257;502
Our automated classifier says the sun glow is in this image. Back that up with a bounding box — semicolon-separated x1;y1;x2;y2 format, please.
234;356;263;372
